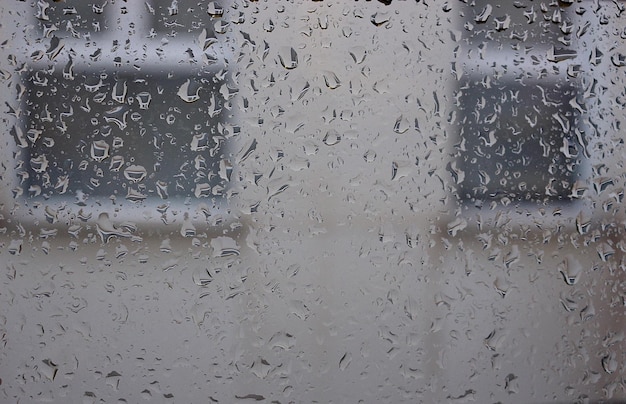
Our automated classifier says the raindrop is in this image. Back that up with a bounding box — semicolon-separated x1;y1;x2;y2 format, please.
30;155;49;173
136;92;152;110
156;181;169;199
558;255;582;286
109;156;124;171
494;277;510;298
206;2;223;17
96;213;140;243
370;12;390;27
180;213;196;237
123;165;147;183
211;237;240;257
547;46;577;63
323;130;341;146
475;4;493;23
177;79;202;103
393;115;410;134
8;239;22;255
44;206;58;224
112;80;127;103
363;150;376;163
278;47;298;70
323;71;341;89
125;188;148;203
339;352;352;371
194;183;212;198
601;353;618;374
90;140;110;162
263;19;275;32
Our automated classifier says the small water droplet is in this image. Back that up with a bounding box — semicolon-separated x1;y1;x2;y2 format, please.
91;140;110;162
475;4;492;23
30;155;49;173
109;155;124;171
194;183;212;198
339;352;352;371
370;12;390;27
136;91;152;109
558;255;582;285
323;130;341;146
393;115;410;134
323;71;341;89
177;79;202;103
363;150;376;163
211;236;240;257
206;1;223;17
180;213;196;237
44;205;58;224
123;165;147;183
278;47;298;70
8;239;22;255
112;80;127;103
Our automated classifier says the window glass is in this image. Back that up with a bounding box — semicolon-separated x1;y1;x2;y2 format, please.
1;1;625;403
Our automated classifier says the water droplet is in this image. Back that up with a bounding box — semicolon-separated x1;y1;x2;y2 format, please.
558;255;582;285
104;106;128;130
391;161;411;181
494;276;510;298
46;36;64;61
323;130;341;146
349;46;367;64
112;80;127;103
96;212;141;243
123;165;147;183
180;213;196;237
278;47;298;70
109;156;124;172
596;242;615;262
206;1;223;17
35;0;50;20
8;239;22;255
44;205;58;224
211;236;240;257
156;181;169;199
393;115;410;134
576;211;590;235
263;19;275;32
91;140;110;162
30;155;49;173
447;218;467;237
214;20;229;34
40;359;58;381
125;188;148;203
370;12;390;27
177;79;202;103
601;352;618;374
136;91;152;109
548;46;577;63
323;71;341;89
339;352;352;371
475;4;492;23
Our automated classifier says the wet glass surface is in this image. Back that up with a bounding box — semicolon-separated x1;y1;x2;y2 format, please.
1;1;625;403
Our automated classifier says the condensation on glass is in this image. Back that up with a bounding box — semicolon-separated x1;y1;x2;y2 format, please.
0;1;625;403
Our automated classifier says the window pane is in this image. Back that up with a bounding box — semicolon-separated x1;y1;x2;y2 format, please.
1;1;624;403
